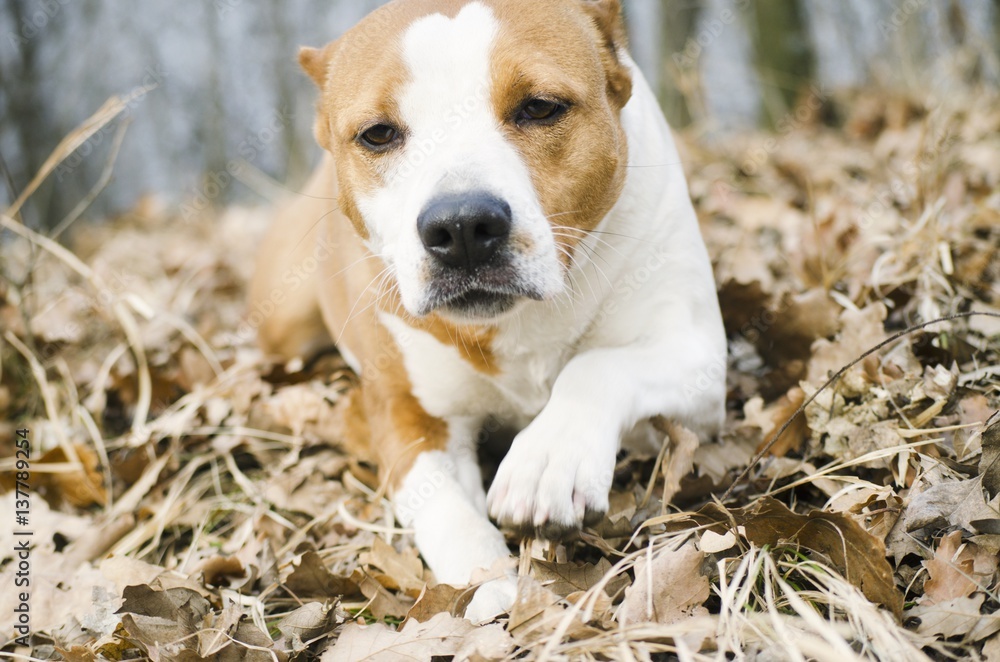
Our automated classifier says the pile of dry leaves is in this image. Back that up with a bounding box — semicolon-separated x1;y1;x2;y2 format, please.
1;84;998;661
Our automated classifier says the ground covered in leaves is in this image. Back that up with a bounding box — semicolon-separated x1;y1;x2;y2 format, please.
1;86;999;661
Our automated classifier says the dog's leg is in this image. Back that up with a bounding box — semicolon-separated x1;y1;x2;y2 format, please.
394;447;516;622
446;416;491;514
487;331;726;538
362;369;515;622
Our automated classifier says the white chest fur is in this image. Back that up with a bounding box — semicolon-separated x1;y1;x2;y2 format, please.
378;311;566;425
378;57;724;436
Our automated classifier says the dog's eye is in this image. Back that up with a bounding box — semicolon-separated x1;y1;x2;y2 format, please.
518;99;566;124
359;124;399;150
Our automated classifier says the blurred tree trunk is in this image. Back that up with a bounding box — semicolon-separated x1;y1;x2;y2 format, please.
0;1;50;226
0;0;385;228
995;0;1000;58
660;1;701;127
750;0;815;127
1;0;996;223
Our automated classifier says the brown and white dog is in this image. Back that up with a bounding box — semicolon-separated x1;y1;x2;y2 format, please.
250;0;726;621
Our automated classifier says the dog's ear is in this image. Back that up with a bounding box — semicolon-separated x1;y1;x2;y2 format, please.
299;43;338;149
299;43;334;88
579;0;632;109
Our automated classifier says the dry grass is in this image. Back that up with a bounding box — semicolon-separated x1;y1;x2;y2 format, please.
1;83;999;661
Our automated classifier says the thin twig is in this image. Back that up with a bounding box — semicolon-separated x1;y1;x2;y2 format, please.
4;331;79;465
0;214;153;436
50;118;131;242
722;311;1000;502
0;148;21;218
4;87;151;219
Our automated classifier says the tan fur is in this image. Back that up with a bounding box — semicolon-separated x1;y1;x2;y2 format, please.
249;0;630;492
249;165;332;361
488;0;631;263
250;154;456;488
315;0;630;260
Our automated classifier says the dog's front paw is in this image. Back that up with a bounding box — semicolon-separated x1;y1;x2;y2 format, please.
464;575;518;624
486;421;615;539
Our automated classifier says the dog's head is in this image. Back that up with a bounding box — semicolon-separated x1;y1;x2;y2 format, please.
301;0;632;322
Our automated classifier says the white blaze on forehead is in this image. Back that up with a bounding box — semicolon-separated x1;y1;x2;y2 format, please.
357;0;564;316
400;2;499;140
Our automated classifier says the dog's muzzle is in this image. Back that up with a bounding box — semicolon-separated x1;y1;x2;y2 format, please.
416;192;539;319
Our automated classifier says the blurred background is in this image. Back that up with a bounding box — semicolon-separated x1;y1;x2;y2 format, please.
1;0;997;228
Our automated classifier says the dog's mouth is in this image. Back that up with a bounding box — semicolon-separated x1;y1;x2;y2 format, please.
443;289;520;318
420;271;544;321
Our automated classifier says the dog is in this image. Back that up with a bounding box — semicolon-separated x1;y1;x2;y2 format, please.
250;0;726;622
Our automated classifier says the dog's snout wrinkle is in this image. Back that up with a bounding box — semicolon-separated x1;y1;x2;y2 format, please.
418;193;512;270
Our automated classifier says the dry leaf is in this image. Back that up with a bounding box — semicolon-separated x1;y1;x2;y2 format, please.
117;584;212;623
54;646;97;662
660;420;700;503
746;502;903;617
618;542;710;625
693;434;756;484
276;602;338;651
979;413;1000;498
922;531;977;604
199;555;247;588
984;632;1000;661
354;570;412;620
285;551;359;599
359;538;426;596
453;622;514;661
198;604;243;657
506;574;598;647
507;575;561;631
322;612;477;661
37;444;107;508
905;477;1000;533
743;386;809;457
700;530;738;553
734;288;843;391
218;621;284;662
691;498;903;617
906;594;1000;641
405;584;473;624
120;613;200;660
822;419;904;469
118;586;282;661
955;395;995;459
806;303;888;397
533;558;612;598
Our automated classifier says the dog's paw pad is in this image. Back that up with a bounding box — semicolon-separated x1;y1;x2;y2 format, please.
583;506;606;528
536;519;580;541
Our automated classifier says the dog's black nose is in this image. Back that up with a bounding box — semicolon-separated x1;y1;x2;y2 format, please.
417;193;512;269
